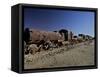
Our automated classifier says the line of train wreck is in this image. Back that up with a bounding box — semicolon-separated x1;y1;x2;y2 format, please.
24;28;94;55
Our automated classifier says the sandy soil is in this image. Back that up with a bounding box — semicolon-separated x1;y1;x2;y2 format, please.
24;40;94;69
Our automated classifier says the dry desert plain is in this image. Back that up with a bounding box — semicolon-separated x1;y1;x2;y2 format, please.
24;40;94;69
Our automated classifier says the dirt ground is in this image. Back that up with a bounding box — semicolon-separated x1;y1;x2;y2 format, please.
24;40;95;69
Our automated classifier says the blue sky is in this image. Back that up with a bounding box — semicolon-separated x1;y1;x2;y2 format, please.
24;8;94;37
